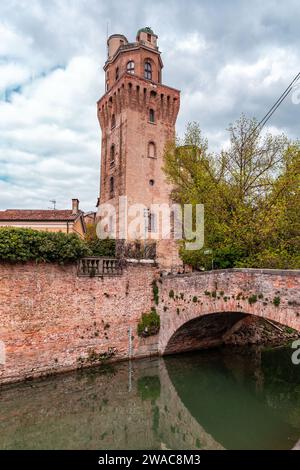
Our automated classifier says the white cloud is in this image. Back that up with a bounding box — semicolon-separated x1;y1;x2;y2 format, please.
0;22;33;58
0;56;101;210
0;63;30;93
0;0;299;211
170;32;208;55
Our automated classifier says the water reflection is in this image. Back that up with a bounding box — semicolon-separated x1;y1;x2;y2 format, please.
0;346;299;450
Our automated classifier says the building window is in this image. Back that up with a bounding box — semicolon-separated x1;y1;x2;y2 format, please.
148;211;157;233
110;144;115;167
147;33;151;42
127;61;135;74
144;61;152;80
115;67;119;81
109;176;114;197
111;114;116;129
149;179;155;186
148;141;156;159
149;109;155;123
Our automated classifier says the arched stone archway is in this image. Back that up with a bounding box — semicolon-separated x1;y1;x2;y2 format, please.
163;311;248;355
157;269;300;355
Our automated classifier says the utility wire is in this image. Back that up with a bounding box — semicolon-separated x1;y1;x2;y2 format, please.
258;72;300;128
245;71;300;143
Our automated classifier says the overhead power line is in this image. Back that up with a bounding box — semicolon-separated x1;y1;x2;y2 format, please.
246;71;300;142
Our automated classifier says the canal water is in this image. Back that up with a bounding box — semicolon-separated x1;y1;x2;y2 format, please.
0;345;299;450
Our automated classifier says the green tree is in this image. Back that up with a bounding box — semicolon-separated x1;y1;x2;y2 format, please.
163;117;299;270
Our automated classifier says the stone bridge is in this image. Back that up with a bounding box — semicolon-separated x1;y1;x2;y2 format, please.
156;269;300;355
0;262;299;384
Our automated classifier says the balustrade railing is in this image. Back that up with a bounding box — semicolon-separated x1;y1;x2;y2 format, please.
77;257;123;277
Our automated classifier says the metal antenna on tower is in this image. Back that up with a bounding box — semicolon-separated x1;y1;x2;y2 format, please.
49;200;56;210
106;21;109;57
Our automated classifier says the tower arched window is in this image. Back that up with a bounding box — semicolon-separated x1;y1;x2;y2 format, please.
149;109;155;123
115;67;119;81
148;141;156;159
127;61;135;74
144;61;152;80
111;114;116;129
109;176;114;196
145;208;157;233
110;144;115;167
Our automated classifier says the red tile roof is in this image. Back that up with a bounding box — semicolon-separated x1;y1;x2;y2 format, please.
0;210;82;222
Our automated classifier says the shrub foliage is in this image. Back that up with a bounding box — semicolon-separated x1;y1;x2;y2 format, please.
0;224;117;264
0;227;90;263
137;308;160;337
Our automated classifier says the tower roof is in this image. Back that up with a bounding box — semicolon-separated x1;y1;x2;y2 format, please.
137;26;155;36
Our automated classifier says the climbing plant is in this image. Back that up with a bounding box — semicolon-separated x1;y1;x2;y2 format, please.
137;308;160;337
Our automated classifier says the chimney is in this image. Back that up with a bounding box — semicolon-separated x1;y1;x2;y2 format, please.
72;198;79;214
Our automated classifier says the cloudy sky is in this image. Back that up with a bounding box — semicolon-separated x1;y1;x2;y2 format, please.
0;0;299;211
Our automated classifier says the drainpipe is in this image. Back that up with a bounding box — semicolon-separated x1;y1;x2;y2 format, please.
128;326;133;392
128;326;132;359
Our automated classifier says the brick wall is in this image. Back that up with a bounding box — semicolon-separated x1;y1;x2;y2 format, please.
0;262;158;384
0;263;299;385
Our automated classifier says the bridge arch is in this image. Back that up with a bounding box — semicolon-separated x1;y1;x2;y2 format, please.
158;269;300;355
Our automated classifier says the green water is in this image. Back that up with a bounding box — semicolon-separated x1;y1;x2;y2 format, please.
0;345;299;450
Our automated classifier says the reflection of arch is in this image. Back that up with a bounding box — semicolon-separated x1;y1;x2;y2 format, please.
164;350;300;450
157;359;224;450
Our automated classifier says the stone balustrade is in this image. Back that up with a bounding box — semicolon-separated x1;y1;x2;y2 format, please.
77;257;123;277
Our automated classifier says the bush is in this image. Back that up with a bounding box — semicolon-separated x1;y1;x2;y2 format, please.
85;223;116;257
87;238;116;257
248;294;257;305
169;289;175;298
137;308;160;337
0;227;90;263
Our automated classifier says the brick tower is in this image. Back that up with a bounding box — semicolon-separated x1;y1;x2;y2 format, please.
97;27;182;270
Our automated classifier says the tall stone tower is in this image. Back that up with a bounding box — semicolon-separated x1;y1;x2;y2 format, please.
97;27;181;270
